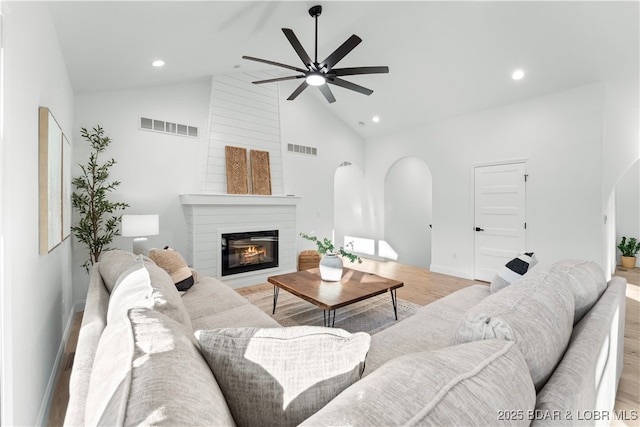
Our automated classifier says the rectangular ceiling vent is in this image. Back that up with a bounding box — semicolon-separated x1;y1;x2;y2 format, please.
287;143;317;156
139;117;198;138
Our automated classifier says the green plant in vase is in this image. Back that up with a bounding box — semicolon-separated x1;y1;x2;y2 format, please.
617;236;640;268
300;232;362;282
71;126;129;272
299;232;362;263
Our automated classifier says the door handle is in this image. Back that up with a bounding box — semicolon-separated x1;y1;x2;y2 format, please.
475;227;485;232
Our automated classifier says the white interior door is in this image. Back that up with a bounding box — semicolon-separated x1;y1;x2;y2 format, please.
474;162;526;281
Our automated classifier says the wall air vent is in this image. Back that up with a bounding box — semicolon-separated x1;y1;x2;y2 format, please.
139;117;198;138
287;143;317;156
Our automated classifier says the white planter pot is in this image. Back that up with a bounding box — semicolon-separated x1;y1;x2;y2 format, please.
319;253;343;281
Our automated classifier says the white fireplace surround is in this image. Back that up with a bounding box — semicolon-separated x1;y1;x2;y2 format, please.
180;194;301;288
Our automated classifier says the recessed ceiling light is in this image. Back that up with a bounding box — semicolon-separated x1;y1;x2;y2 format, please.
372;116;380;123
512;69;525;80
152;60;165;68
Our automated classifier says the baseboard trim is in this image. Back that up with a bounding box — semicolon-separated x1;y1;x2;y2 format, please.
36;308;76;426
429;264;474;280
74;299;86;313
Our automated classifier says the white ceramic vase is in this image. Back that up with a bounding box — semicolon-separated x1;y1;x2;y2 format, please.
319;253;343;281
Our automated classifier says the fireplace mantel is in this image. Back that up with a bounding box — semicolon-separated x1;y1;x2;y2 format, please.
180;193;301;206
180;193;300;287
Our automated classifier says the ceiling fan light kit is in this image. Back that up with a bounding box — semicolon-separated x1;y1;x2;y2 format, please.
242;4;389;103
306;72;326;86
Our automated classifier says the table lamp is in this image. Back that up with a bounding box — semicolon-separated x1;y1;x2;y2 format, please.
121;214;159;255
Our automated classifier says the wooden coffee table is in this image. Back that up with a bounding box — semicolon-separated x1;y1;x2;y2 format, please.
267;268;404;327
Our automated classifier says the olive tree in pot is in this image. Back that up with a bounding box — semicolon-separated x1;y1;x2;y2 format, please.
300;232;362;281
617;236;640;268
72;126;129;272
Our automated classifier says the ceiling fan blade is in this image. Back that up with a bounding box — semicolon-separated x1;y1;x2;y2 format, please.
319;34;362;71
328;77;374;96
242;55;306;73
318;84;336;103
282;28;314;69
287;81;309;100
332;66;389;76
251;75;305;84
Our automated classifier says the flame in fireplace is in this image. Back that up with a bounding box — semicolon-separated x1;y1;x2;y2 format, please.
239;245;267;264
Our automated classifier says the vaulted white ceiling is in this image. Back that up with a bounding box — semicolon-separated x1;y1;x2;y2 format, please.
48;1;639;139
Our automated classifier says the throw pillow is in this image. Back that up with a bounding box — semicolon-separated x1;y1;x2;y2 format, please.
85;307;235;426
453;263;574;390
106;262;153;324
300;339;536;427
98;249;141;293
195;326;371;427
149;247;194;291
490;252;538;293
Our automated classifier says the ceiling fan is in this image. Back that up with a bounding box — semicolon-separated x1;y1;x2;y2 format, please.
242;5;389;103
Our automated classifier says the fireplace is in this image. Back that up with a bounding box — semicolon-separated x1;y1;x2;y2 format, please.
221;230;279;276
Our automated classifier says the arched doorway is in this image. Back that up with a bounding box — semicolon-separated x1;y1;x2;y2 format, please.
384;157;433;269
615;159;640;268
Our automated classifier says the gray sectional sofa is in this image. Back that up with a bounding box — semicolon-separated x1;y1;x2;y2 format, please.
64;251;627;426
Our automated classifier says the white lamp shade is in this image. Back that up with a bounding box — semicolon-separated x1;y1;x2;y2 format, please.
121;214;159;237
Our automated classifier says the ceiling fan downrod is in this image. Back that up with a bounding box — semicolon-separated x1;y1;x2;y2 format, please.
309;5;322;67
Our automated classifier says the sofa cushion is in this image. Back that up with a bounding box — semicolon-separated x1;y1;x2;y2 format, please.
98;249;141;293
364;284;490;375
144;260;193;329
191;304;281;330
195;326;370;427
490;252;538;293
181;276;253;321
149;247;194;292
552;259;607;324
300;339;536;427
84;307;235;426
106;263;153;324
104;260;193;330
534;277;626;423
453;263;574;390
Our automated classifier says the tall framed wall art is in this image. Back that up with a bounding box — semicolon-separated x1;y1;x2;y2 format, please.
38;106;70;254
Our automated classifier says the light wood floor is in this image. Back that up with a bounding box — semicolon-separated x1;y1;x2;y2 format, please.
611;265;640;426
47;260;640;426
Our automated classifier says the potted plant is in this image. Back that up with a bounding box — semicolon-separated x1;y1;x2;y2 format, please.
72;126;129;272
300;232;362;281
617;236;640;268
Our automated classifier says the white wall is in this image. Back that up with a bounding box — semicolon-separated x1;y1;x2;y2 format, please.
204;72;284;195
334;163;368;251
365;84;605;279
279;91;366;251
602;78;640;275
1;2;74;425
616;160;640;267
72;80;211;303
384;157;433;269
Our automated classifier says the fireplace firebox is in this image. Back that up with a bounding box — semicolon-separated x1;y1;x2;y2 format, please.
221;230;279;276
